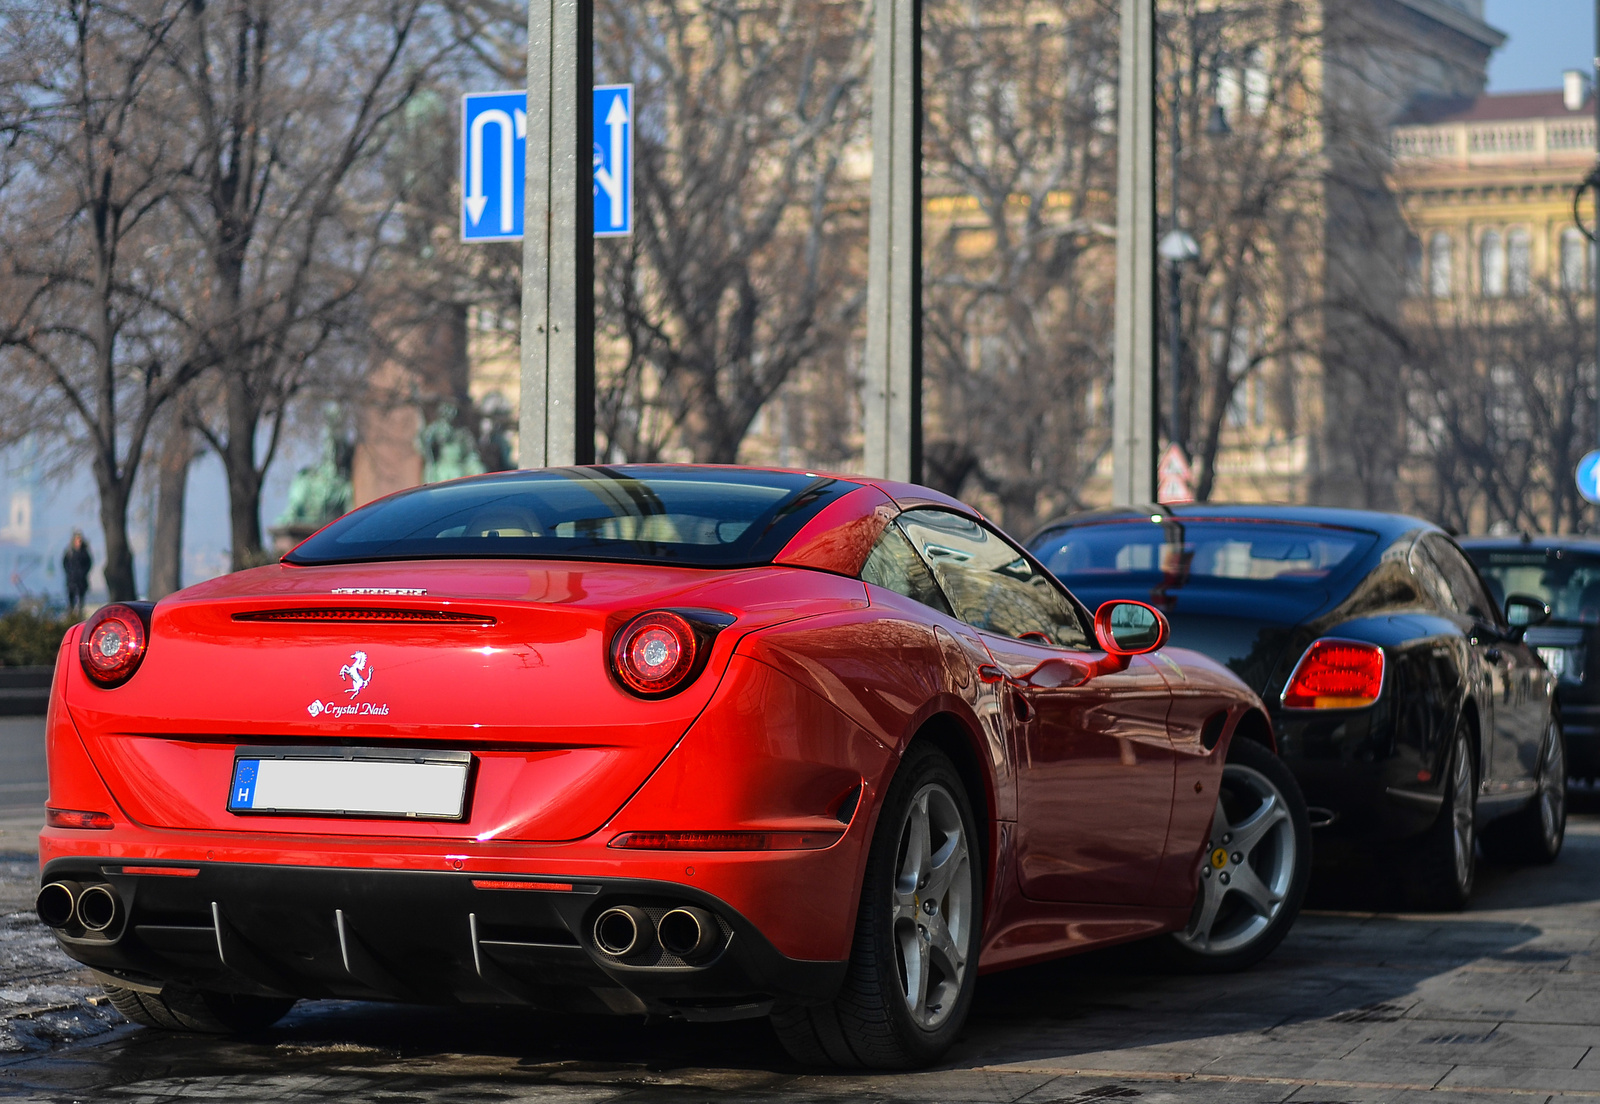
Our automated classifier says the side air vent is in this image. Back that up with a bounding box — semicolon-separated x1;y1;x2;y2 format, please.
234;608;496;625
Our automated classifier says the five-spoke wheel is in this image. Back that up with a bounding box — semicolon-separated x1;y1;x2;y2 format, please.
771;744;981;1069
1160;737;1310;972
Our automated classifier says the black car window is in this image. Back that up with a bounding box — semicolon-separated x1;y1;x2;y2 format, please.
286;467;856;568
1032;520;1370;586
860;525;954;617
1466;547;1600;626
895;508;1090;649
1413;534;1500;624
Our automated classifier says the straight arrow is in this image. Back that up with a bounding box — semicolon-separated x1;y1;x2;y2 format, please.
594;93;628;229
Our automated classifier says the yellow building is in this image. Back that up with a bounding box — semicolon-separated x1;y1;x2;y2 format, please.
1392;77;1597;304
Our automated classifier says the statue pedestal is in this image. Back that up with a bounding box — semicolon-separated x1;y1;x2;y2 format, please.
270;523;320;557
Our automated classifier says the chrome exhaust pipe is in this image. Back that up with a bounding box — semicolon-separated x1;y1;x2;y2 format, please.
75;884;120;933
657;906;718;961
35;881;78;929
593;905;653;957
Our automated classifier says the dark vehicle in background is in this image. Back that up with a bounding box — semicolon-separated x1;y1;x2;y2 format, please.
1026;506;1566;910
1462;536;1600;784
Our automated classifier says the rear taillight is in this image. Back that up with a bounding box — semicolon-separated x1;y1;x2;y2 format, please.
1281;639;1385;709
79;604;149;688
611;611;699;697
47;808;114;830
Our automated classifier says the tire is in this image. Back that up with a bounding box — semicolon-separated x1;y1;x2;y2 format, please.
1157;737;1310;973
102;983;295;1034
771;744;981;1069
1482;721;1566;866
1405;722;1477;911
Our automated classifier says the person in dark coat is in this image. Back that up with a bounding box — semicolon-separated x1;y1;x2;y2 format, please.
63;530;91;613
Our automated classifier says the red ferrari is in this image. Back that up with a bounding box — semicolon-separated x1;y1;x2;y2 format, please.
38;466;1308;1068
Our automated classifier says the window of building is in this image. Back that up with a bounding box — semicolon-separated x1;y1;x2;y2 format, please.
1429;232;1453;298
1562;227;1587;293
1404;234;1424;298
1243;48;1269;116
1508;229;1531;297
1480;230;1505;298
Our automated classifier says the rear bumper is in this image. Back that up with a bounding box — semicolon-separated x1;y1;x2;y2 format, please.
39;857;845;1021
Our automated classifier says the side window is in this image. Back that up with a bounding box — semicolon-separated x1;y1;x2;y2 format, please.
860;525;954;617
1411;535;1498;622
1431;536;1501;624
895;508;1091;649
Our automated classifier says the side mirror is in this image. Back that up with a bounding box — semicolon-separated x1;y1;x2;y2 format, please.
1093;600;1170;657
1505;594;1551;630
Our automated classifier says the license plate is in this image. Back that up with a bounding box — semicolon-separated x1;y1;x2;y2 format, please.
228;746;473;820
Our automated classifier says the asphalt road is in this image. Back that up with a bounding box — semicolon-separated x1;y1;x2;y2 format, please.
1;708;1598;1102
0;716;46;822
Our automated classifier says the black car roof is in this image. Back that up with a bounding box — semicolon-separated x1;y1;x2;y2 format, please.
1030;503;1442;545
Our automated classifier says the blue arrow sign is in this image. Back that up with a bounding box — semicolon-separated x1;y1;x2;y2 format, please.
461;91;526;242
592;85;632;236
460;86;633;242
1578;450;1600;505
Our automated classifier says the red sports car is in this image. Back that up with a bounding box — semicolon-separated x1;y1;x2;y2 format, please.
38;466;1308;1068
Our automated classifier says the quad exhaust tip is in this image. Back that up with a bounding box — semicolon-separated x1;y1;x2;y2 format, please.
77;884;119;932
35;882;77;929
593;905;654;957
35;880;120;932
657;906;718;961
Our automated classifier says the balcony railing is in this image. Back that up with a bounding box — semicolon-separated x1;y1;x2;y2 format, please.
1392;116;1597;166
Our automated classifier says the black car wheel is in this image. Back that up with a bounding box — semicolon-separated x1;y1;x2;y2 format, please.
771;743;981;1069
1483;722;1567;866
1157;738;1310;973
103;983;294;1033
1406;723;1476;911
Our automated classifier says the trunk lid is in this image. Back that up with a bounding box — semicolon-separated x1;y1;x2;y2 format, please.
66;559;866;842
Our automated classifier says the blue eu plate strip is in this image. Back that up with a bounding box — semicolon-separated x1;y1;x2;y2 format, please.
230;760;260;810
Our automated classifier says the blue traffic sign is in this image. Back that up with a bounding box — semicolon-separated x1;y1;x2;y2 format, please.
461;91;526;242
592;85;632;236
1578;450;1600;505
460;86;633;242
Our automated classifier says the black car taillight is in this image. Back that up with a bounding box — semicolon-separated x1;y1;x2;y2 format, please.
79;603;152;688
1281;639;1384;709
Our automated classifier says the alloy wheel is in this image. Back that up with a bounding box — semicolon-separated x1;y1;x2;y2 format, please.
1537;724;1566;850
891;783;972;1030
1173;762;1297;956
1450;735;1476;889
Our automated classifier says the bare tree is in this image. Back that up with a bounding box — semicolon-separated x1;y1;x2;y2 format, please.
1399;286;1595;534
0;1;207;600
158;0;451;568
920;0;1119;530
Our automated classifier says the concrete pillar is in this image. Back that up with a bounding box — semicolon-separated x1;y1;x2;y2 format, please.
861;0;921;483
521;0;595;467
1112;0;1156;504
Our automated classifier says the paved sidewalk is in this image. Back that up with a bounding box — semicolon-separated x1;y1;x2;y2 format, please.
0;810;1597;1102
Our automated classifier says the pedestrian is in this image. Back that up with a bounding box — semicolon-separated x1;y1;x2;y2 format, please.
62;530;91;614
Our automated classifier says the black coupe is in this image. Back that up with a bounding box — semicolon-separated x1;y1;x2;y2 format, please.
1027;505;1566;910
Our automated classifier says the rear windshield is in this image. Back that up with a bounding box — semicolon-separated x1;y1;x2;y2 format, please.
285;467;857;568
1466;548;1600;625
1030;520;1374;588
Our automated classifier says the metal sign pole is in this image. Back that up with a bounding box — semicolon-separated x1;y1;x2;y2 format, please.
1112;0;1156;504
862;0;922;483
522;0;595;468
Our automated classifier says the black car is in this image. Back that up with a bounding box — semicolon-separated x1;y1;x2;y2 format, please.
1461;535;1600;783
1026;505;1566;910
